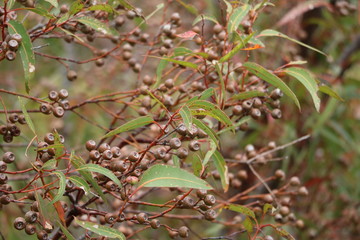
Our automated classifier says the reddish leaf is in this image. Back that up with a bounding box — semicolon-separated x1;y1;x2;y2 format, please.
176;31;197;39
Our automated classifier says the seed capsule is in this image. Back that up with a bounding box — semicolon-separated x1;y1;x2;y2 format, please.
14;217;26;230
3;152;15;163
25;224;36;235
104;212;117;224
150;219;160;229
25;211;38;223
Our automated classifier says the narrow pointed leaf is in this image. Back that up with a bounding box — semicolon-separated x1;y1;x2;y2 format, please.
213;150;229;192
138;3;164;27
49;171;66;204
219;32;255;62
103;116;153;138
23;7;56;18
203;140;217;166
76;16;117;36
269;225;296;240
192;118;219;146
58;222;76;240
257;29;326;56
161;57;198;69
232;90;266;100
179;106;192;129
283;67;320;112
77;164;121;187
87;4;115;13
243;62;300;109
227;4;251;34
8;20;35;93
137;165;212;189
18;97;36;135
70;154;106;201
263;203;275;214
68;176;91;195
44;0;58;8
189;100;233;127
225;204;256;219
188;88;216;103
192;154;203;177
109;0;136;10
75;218;126;240
154;59;168;88
192;14;219;25
217;116;251;135
243;217;254;233
319;85;344;101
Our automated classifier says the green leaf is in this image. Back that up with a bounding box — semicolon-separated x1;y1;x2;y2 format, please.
70;153;106;201
69;0;84;16
269;225;295;240
192;14;219;26
137;3;164;27
59;27;85;43
7;0;16;10
161;57;198;69
137;164;212;189
8;20;35;93
23;7;56;18
103;116;153;138
68;176;91;195
213;150;229;192
18;97;36;135
243;217;254;233
41;159;57;170
75;16;117;36
214;63;226;105
192;154;202;177
257;29;326;56
232;90;266;100
225;204;256;219
222;0;233;16
109;0;136;10
243;62;300;109
50;171;66;204
227;4;251;34
189;100;233;127
217;116;251;135
53;130;64;159
146;90;168;112
176;0;198;15
172;155;180;168
188;88;216;104
35;189;58;231
179;106;192;129
283;67;320;112
77;164;122;187
319;85;344;101
87;4;115;14
174;47;194;57
203;140;217;166
219;32;255;62
154;59;168;88
263;203;274;214
44;0;58;8
58;222;76;240
192;118;219;146
74;218;126;240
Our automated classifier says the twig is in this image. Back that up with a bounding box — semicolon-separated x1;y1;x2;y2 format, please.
246;135;310;164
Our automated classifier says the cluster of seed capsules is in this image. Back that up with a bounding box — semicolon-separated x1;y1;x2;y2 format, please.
0;33;22;61
39;89;70;118
0;113;26;143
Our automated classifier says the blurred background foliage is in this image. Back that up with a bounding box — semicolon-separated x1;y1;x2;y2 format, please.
0;0;359;239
